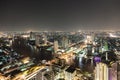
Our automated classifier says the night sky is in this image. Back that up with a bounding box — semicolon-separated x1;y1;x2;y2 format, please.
0;0;120;31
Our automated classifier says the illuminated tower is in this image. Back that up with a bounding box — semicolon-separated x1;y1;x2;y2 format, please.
43;34;47;45
62;36;69;49
30;31;35;40
94;62;117;80
106;52;108;61
95;62;109;80
109;62;117;80
54;40;59;53
87;44;92;56
35;35;40;46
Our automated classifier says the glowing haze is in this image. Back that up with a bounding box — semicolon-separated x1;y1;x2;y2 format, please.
0;0;120;31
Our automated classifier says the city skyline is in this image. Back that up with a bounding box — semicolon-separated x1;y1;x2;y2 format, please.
0;0;120;31
0;31;119;80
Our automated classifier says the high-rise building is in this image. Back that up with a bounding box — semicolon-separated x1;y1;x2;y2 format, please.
54;40;59;53
29;32;36;45
30;31;35;40
61;36;69;49
65;66;76;80
35;35;40;46
109;62;117;80
94;62;117;80
87;44;92;56
94;62;109;80
43;34;47;45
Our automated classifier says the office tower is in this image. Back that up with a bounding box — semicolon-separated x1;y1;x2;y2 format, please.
54;40;59;53
62;36;69;49
109;63;117;80
87;44;92;56
78;53;84;69
92;33;95;41
43;34;47;45
30;31;35;40
35;35;40;46
86;35;92;44
9;39;13;46
94;62;117;80
94;56;101;64
65;66;76;80
29;32;36;45
106;52;108;61
94;62;109;80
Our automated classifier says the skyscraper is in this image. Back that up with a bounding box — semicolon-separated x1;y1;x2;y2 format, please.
94;62;109;80
62;36;69;49
30;31;35;40
35;35;40;46
87;44;92;56
94;62;117;80
54;40;59;53
109;63;117;80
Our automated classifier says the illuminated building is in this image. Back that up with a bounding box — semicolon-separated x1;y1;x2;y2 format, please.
78;53;84;69
43;34;47;45
29;32;36;45
65;66;76;80
54;69;65;80
86;35;92;44
106;52;108;61
54;40;59;53
30;31;35;40
94;62;117;80
109;62;117;80
35;35;40;46
62;36;69;49
14;66;54;80
94;56;101;64
87;44;92;56
94;62;109;80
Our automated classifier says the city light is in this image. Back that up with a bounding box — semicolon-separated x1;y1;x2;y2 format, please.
0;31;119;80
